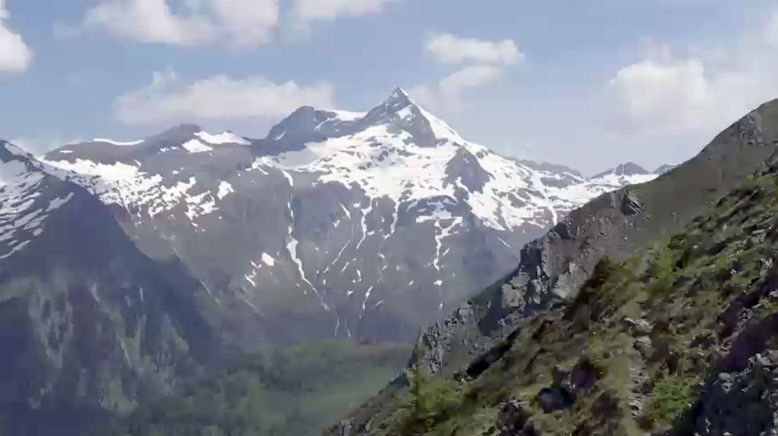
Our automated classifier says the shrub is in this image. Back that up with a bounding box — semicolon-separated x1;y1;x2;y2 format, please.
642;373;697;429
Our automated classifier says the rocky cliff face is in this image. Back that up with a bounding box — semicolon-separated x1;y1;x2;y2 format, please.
330;99;778;434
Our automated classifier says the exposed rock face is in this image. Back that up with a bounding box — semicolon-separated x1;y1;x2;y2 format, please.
691;315;778;436
445;147;492;193
620;190;643;216
496;399;533;436
694;351;778;435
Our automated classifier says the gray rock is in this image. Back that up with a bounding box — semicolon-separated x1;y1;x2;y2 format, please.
620;191;644;216
624;317;653;336
496;399;530;436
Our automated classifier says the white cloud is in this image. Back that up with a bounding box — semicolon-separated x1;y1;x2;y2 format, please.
208;0;279;46
410;33;522;112
291;0;405;24
609;58;714;131
410;65;504;111
0;0;32;73
439;64;504;90
114;70;336;125
608;12;778;139
425;33;523;66
83;0;279;46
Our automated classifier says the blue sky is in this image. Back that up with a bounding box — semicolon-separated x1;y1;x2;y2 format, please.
1;0;777;173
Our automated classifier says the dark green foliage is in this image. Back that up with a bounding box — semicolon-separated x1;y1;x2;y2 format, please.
647;245;677;297
399;337;464;434
643;373;698;428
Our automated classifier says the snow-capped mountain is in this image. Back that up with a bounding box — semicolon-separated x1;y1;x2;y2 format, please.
41;87;662;343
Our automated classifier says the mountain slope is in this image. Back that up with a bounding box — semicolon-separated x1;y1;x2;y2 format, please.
0;141;224;435
420;97;778;375
42;88;661;345
330;145;778;435
330;98;778;433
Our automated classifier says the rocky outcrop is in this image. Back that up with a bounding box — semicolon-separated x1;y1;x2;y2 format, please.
620;190;643;216
496;399;536;436
693;351;778;435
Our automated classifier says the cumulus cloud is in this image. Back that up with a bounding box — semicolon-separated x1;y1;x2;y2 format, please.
114;70;336;125
410;33;522;111
608;13;778;139
291;0;405;25
0;0;32;73
83;0;279;46
425;33;523;66
609;58;713;131
410;65;504;110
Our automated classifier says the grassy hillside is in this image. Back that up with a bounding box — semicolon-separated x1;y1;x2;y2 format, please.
334;161;778;435
111;340;409;436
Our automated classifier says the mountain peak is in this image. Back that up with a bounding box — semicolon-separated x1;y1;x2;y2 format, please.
613;162;648;176
149;123;203;141
593;161;650;179
386;86;412;103
0;140;36;167
357;87;466;147
381;86;415;113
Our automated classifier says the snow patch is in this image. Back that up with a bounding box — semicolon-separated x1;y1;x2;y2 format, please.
46;193;74;212
181;139;213;153
261;252;276;267
217;181;234;200
92;138;143;146
195;131;250;145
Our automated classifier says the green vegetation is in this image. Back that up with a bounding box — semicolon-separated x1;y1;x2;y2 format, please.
400;339;465;434
643;373;698;428
113;340;409;436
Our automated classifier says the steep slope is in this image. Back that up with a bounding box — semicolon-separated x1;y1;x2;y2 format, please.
0;141;223;436
42;88;660;345
331;98;778;432
330;146;778;436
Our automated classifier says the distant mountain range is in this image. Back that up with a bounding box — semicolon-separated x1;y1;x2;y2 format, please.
0;87;665;432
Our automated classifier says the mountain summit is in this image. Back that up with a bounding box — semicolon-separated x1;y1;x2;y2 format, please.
258;87;463;152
